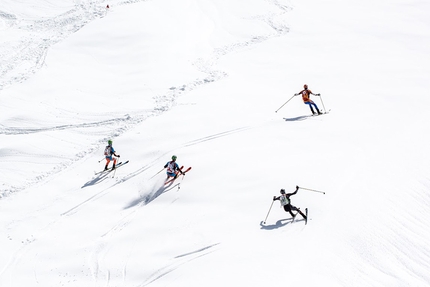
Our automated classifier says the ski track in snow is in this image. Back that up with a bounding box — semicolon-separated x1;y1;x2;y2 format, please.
0;2;105;91
0;114;133;135
0;0;149;91
138;243;220;287
1;0;291;200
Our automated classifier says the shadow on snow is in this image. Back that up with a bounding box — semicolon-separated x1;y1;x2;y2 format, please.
81;172;111;188
260;217;305;229
283;115;311;122
124;182;180;209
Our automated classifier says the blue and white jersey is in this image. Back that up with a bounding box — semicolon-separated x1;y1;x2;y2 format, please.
104;145;115;158
165;161;179;174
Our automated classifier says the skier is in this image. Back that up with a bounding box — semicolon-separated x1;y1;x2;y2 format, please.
295;84;322;115
104;139;120;170
164;155;184;181
273;186;307;221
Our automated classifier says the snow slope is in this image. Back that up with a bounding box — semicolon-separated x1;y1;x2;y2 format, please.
1;0;430;286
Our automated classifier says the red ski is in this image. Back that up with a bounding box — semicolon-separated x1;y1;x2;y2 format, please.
164;166;191;185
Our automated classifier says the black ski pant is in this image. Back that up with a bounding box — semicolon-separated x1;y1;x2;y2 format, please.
283;205;306;219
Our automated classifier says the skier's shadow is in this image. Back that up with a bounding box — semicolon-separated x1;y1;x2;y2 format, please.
260;217;305;230
124;183;180;209
81;172;110;188
283;115;310;122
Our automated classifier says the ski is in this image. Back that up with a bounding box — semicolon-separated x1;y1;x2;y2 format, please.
305;208;308;225
164;166;191;185
95;160;129;175
313;109;331;116
283;109;330;121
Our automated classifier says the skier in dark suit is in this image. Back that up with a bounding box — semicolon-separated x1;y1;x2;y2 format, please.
273;186;307;220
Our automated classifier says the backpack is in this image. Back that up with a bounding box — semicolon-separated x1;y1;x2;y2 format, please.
104;145;111;156
280;194;290;206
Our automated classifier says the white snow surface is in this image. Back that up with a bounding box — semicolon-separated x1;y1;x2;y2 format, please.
1;0;430;286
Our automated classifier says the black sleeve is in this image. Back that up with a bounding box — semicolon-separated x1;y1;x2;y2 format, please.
164;163;168;168
286;187;299;197
175;164;184;174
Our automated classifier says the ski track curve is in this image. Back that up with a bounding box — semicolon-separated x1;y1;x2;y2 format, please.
1;0;291;200
0;0;150;91
138;243;220;287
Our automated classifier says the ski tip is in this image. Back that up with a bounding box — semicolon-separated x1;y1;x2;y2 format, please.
305;208;308;225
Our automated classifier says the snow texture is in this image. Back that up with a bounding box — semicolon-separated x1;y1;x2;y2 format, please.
1;0;430;286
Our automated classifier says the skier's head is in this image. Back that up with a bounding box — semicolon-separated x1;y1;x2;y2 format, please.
280;189;286;194
304;84;308;89
108;139;113;145
172;155;177;161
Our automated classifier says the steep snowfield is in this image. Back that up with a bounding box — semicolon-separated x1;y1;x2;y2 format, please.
1;0;430;286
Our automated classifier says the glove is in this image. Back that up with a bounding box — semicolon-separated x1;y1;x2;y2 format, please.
316;93;321;96
273;196;276;201
296;185;299;189
294;93;299;96
117;155;120;158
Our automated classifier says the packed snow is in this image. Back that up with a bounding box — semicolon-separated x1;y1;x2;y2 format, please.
1;0;430;286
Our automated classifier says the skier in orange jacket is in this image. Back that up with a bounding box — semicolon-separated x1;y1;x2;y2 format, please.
295;84;322;115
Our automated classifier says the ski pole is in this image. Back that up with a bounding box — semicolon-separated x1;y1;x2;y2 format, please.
299;186;326;194
275;94;296;113
98;157;105;163
263;200;275;224
317;94;327;113
177;173;187;190
150;168;165;179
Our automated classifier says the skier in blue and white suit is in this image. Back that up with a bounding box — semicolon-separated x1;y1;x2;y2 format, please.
164;155;184;180
104;139;120;170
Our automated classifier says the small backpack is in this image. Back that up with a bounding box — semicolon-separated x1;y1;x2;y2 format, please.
104;145;111;156
280;194;290;206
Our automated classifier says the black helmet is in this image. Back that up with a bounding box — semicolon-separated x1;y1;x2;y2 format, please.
280;189;285;194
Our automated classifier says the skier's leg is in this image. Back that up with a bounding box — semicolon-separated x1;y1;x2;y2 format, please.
291;206;306;219
305;102;315;114
166;172;175;180
284;205;295;218
298;209;307;219
312;102;322;114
